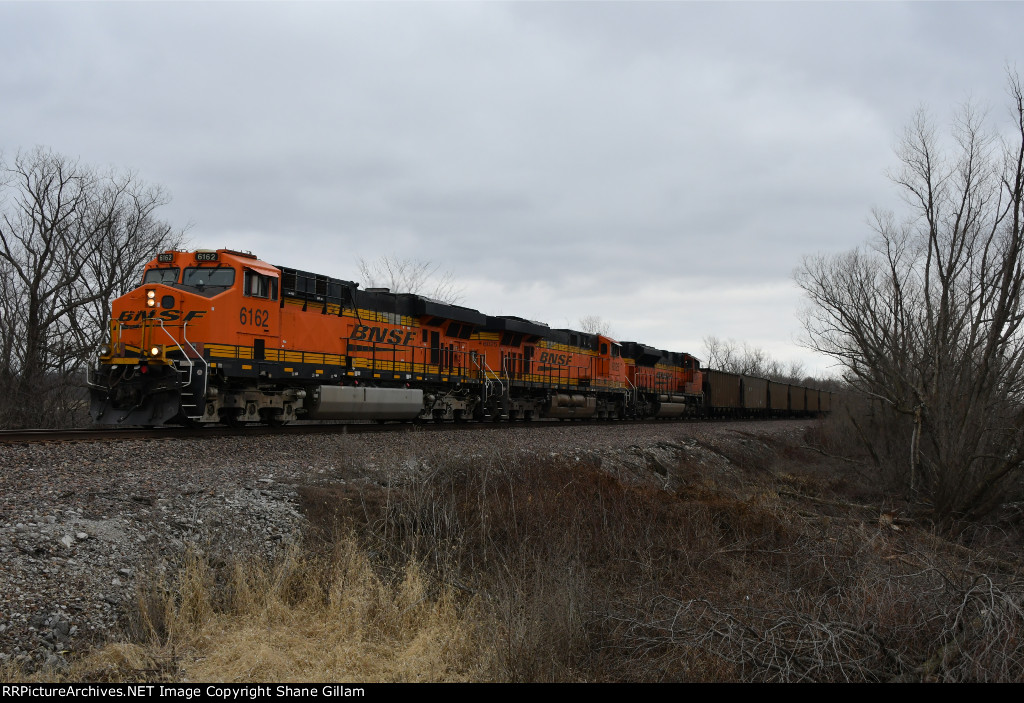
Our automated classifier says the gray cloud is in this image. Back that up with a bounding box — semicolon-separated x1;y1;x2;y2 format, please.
3;1;1022;374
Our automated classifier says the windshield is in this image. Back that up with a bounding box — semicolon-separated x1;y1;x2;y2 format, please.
143;267;180;284
182;266;235;296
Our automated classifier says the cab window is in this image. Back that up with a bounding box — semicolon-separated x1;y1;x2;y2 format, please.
182;267;235;296
143;267;179;284
244;270;277;300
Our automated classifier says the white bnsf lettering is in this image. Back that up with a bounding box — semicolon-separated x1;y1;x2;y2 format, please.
118;309;206;323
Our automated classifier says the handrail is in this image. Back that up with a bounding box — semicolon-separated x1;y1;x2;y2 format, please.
158;319;193;386
472;353;505;399
85;349;102;388
625;375;638;405
485;359;504;395
500;354;513;386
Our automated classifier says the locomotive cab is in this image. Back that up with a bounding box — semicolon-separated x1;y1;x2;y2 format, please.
89;249;284;426
105;248;281;360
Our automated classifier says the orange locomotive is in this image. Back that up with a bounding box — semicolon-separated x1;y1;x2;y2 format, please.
88;249;704;426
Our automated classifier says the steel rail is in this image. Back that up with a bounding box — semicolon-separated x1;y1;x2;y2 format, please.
0;414;818;445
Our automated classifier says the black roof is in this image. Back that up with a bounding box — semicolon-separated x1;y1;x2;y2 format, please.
484;315;551;338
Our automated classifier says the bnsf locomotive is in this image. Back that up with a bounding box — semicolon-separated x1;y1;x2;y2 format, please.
88;249;829;426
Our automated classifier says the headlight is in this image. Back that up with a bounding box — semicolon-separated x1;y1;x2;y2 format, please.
146;290;156;299
149;346;161;357
98;344;111;357
146;299;156;307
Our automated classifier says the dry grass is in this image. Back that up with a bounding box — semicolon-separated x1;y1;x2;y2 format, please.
72;540;485;683
13;424;1024;682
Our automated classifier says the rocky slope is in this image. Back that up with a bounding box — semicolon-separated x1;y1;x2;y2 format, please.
0;419;815;671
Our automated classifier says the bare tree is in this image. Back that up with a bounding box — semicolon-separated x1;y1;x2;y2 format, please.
577;315;614;337
703;335;806;383
62;168;183;359
0;147;182;428
357;255;464;304
795;71;1024;523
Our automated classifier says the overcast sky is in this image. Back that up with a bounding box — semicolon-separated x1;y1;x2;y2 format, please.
2;1;1022;376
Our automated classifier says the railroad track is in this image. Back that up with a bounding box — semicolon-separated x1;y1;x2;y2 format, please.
0;411;827;445
0;417;672;445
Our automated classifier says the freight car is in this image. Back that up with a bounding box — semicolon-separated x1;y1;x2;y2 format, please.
88;249;827;426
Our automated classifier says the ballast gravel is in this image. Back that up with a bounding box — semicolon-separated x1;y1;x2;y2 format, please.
0;419;816;672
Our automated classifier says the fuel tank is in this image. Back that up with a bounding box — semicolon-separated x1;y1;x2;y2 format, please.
305;385;423;420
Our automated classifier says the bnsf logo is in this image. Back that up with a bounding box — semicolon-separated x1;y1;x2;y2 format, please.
350;324;416;346
118;310;207;323
538;351;571;365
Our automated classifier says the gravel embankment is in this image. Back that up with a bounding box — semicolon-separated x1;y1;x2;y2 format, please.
0;419;816;671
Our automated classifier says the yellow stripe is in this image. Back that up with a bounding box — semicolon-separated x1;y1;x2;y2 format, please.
283;297;440;328
536;341;598;356
207;344;238;358
354;309;417;327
